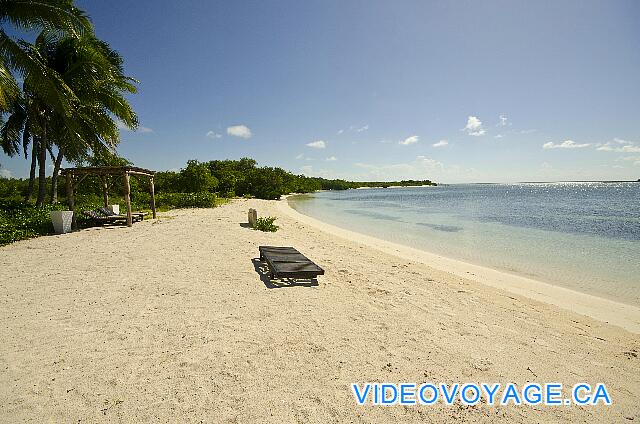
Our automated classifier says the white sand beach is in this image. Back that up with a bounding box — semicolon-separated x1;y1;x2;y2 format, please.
1;199;639;422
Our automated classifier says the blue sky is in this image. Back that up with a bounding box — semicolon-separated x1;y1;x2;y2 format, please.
2;0;639;182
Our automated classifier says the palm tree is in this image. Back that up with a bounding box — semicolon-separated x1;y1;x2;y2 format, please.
0;0;92;112
0;31;138;205
1;0;92;202
44;34;138;203
1;32;67;205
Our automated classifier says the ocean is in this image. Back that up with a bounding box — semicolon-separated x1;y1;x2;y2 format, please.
287;182;640;306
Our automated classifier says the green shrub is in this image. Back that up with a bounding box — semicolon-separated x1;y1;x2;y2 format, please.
0;177;26;199
152;192;217;209
0;200;61;245
253;216;279;232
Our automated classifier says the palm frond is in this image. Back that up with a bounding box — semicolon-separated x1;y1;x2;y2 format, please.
0;0;93;37
0;31;78;117
0;98;26;155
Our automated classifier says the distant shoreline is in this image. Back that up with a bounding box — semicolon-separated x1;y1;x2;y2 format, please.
304;180;638;189
451;180;639;185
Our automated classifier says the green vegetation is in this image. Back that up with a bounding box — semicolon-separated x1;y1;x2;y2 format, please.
0;0;142;245
1;0;137;206
152;158;436;200
0;199;59;245
253;216;279;232
137;192;220;210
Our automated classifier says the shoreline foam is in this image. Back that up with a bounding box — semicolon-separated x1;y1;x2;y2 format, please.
279;197;640;334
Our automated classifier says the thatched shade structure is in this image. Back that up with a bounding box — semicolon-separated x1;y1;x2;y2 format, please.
60;166;156;228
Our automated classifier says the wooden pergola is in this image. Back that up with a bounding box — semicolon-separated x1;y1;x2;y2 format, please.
60;166;156;228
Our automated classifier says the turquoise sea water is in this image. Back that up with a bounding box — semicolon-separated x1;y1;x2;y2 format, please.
288;183;640;306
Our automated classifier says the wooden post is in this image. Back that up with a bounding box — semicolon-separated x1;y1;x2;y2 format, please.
123;171;132;227
66;172;76;230
101;176;109;207
149;176;157;219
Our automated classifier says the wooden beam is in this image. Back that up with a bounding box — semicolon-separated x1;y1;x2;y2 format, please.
149;176;157;219
61;166;155;177
123;171;133;227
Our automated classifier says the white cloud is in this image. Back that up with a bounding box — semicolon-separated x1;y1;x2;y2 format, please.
356;124;369;133
542;140;591;150
326;156;337;161
300;165;313;174
206;130;222;139
497;114;510;127
138;126;153;133
463;116;485;136
227;124;252;139
494;134;504;139
0;169;13;178
596;138;640;153
432;139;448;148
399;135;419;145
306;140;326;149
295;153;304;160
337;129;344;135
519;129;537;134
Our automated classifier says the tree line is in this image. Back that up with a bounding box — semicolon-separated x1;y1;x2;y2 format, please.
152;158;435;200
0;156;436;202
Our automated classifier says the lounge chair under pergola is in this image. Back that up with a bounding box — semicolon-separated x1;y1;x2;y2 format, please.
61;166;157;228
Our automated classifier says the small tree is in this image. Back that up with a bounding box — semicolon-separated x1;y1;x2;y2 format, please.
180;160;218;193
247;167;284;199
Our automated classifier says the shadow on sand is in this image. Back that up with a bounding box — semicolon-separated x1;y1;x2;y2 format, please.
252;258;319;289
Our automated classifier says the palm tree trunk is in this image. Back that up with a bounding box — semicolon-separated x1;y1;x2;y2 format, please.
50;146;64;204
35;133;47;207
25;139;38;203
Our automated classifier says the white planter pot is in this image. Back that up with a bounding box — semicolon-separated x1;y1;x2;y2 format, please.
50;210;73;234
108;204;120;214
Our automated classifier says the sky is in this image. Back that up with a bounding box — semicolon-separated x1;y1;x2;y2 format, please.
1;0;639;183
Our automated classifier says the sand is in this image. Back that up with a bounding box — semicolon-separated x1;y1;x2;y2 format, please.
0;198;638;422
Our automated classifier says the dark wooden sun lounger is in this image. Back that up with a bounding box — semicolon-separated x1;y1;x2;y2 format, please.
82;209;128;224
98;207;147;222
259;246;324;280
